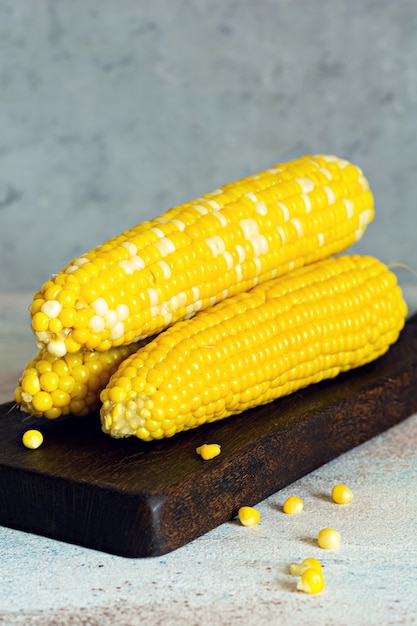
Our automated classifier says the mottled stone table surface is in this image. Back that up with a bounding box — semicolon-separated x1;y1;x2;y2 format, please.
1;292;416;626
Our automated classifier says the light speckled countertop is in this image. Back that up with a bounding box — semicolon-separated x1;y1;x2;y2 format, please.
1;292;417;626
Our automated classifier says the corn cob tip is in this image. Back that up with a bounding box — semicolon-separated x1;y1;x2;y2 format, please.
14;342;145;419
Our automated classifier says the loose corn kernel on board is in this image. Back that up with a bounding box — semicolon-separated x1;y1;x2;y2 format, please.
1;313;417;558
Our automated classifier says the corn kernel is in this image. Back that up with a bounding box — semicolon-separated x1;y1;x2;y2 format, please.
22;429;44;449
283;495;304;514
72;382;88;400
290;557;322;576
109;386;127;403
41;299;62;319
21;374;41;396
30;298;44;315
48;317;63;334
196;443;221;460
73;310;89;329
51;359;70;376
39;371;59;392
31;391;53;413
317;527;341;550
332;483;353;504
85;333;102;350
47;338;67;358
69;399;89;415
32;311;50;332
59;307;76;327
50;389;71;408
58;375;76;393
238;506;261;526
44;406;62;419
56;290;77;307
72;364;90;383
45;284;62;300
64;337;82;354
72;328;90;345
297;568;325;594
35;359;53;374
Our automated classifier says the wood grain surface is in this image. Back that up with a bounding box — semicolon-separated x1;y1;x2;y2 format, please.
1;313;417;558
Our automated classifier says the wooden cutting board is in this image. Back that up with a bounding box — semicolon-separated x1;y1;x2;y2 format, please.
1;313;417;558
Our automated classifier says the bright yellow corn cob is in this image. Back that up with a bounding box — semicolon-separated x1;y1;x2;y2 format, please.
30;154;374;357
14;343;142;418
100;255;407;441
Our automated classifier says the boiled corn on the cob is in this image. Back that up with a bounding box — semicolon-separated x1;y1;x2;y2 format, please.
14;343;142;418
100;255;406;441
31;154;374;357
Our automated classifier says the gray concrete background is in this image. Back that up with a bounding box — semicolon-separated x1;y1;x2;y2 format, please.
0;0;416;292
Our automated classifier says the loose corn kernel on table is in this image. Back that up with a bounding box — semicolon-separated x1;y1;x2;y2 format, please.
1;292;417;625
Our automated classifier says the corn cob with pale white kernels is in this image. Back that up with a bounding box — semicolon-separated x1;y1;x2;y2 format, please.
100;255;407;441
30;154;374;358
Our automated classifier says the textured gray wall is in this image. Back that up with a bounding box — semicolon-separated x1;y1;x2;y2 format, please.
1;0;416;292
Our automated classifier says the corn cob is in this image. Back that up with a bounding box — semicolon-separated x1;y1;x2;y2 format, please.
30;154;374;357
14;342;143;418
100;255;407;441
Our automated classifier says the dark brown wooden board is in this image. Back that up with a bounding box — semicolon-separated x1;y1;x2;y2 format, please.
1;314;417;558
